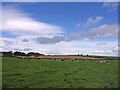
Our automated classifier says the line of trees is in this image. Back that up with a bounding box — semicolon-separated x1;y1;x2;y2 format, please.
1;51;44;57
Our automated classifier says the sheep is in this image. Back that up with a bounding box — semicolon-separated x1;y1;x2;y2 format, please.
104;61;109;64
72;60;75;62
60;59;64;61
58;59;64;62
100;61;109;64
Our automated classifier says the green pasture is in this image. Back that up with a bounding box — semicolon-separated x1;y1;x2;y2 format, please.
2;57;118;88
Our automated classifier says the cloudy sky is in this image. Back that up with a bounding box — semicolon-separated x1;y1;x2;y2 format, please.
1;2;119;56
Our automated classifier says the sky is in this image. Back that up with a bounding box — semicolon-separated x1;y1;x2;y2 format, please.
0;2;119;56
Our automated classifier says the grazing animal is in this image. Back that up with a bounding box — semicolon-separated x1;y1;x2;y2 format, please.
100;61;109;64
105;61;109;64
17;57;20;59
58;59;64;62
23;57;28;60
72;60;75;62
100;61;104;64
60;59;64;61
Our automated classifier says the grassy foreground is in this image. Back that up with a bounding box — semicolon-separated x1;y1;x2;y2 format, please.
2;57;118;88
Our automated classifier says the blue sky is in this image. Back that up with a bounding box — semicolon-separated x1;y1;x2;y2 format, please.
1;2;119;56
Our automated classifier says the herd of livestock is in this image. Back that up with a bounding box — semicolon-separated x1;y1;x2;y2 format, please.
56;59;109;64
15;55;116;64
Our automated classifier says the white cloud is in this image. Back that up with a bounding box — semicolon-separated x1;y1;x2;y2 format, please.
71;24;118;40
2;5;63;37
36;35;70;44
96;42;107;46
1;5;118;56
94;50;105;53
106;50;112;53
103;2;118;8
88;24;118;39
0;41;6;47
83;16;103;28
75;23;81;30
0;37;118;56
103;2;111;7
69;32;87;40
114;46;120;51
103;2;118;12
75;16;103;30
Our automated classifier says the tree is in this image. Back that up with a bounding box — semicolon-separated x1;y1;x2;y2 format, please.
2;51;13;57
14;51;26;56
26;52;44;56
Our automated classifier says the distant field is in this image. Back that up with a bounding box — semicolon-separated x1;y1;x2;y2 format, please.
2;57;118;88
82;55;120;59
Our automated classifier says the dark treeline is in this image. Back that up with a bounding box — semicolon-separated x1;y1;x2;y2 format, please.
0;51;44;57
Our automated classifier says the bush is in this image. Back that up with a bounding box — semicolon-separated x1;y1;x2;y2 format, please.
2;51;13;57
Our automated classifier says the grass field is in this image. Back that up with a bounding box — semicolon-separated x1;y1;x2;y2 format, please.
2;57;118;88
